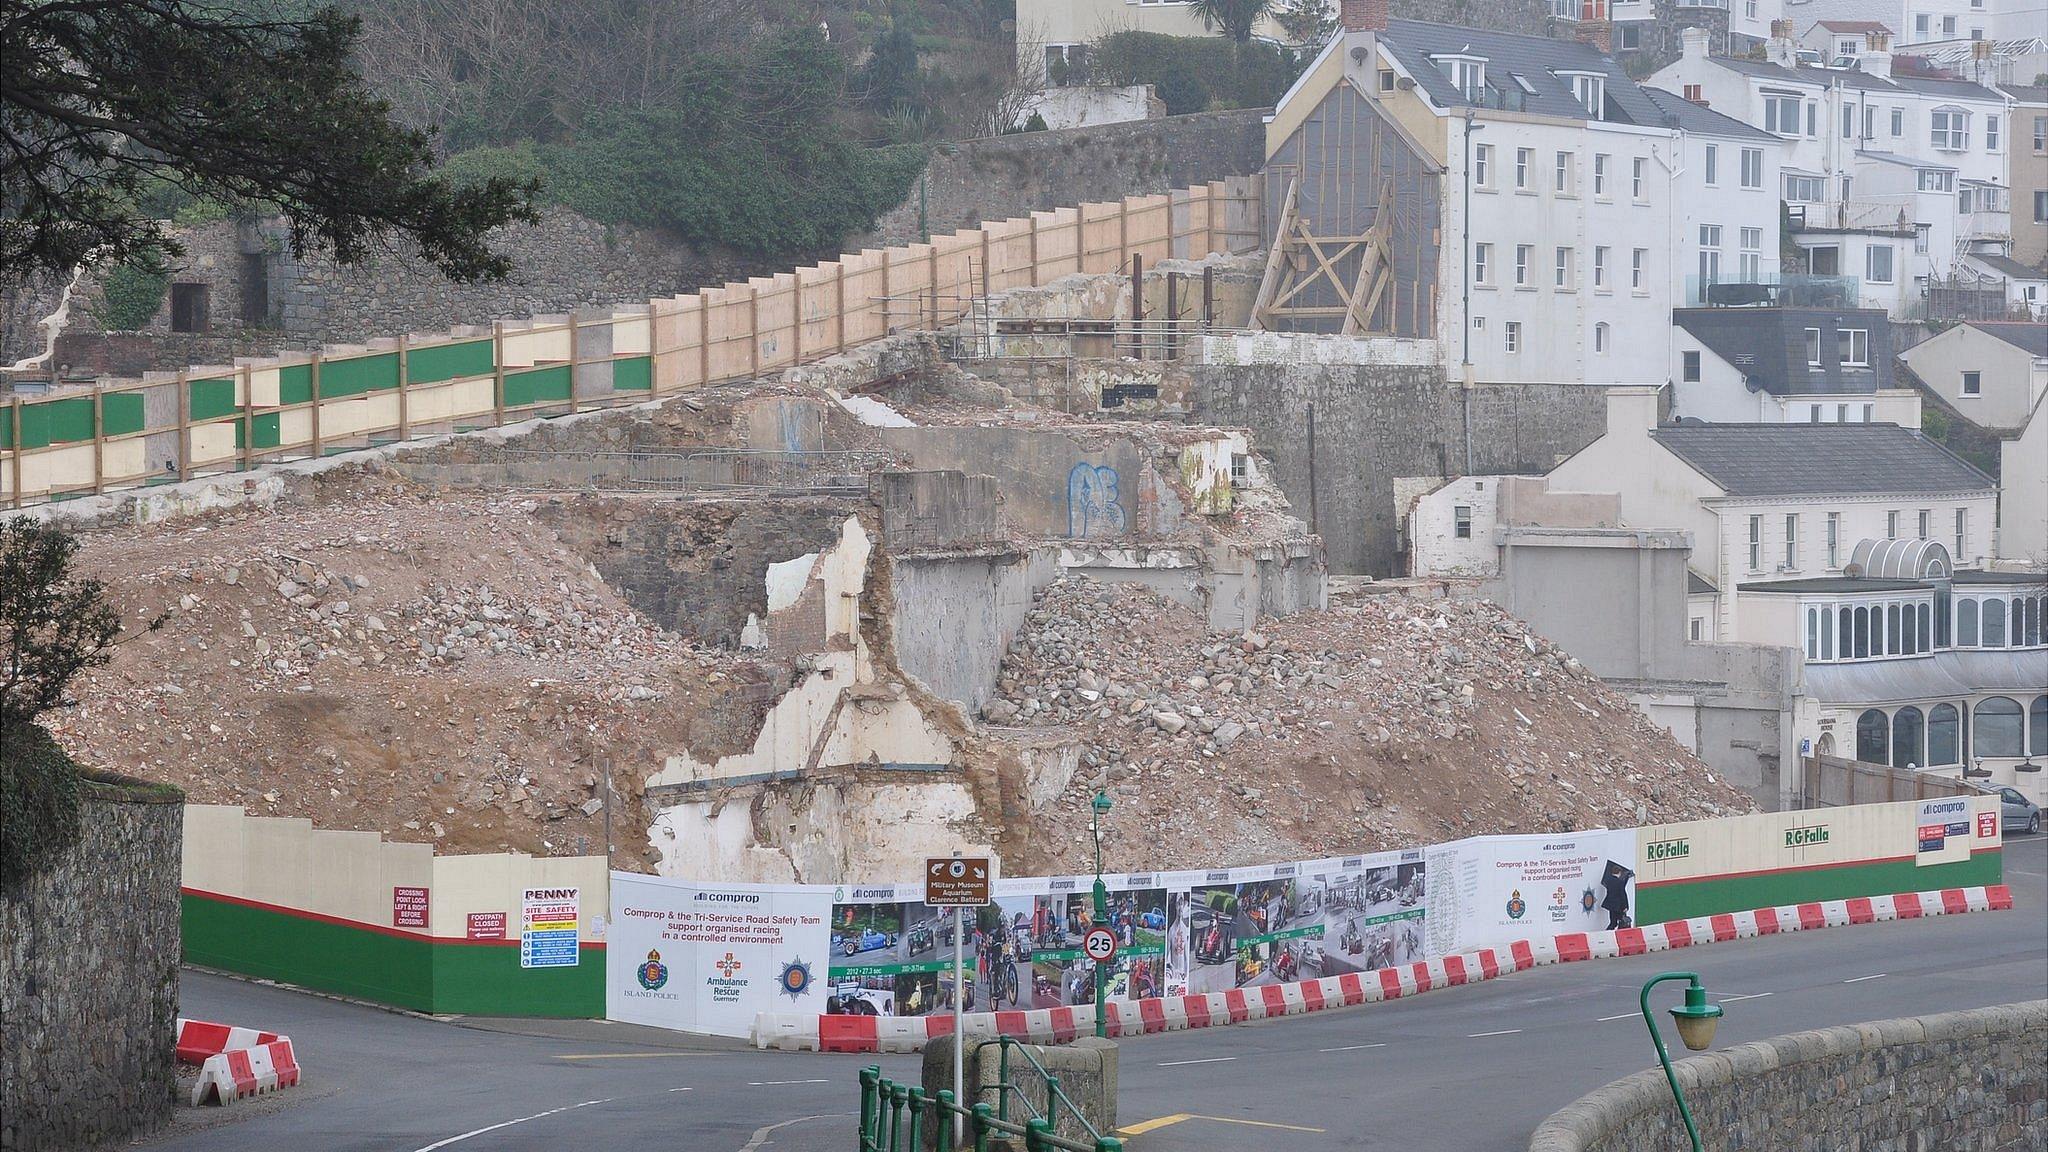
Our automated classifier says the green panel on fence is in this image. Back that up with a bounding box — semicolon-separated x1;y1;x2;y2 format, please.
103;392;144;437
279;364;313;405
504;365;572;408
249;413;281;449
189;376;238;422
431;943;605;1018
612;355;653;392
1636;849;2003;924
408;339;496;385
183;892;435;1012
319;352;401;397
17;397;92;447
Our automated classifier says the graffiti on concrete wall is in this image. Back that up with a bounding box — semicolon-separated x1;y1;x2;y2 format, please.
1066;463;1128;539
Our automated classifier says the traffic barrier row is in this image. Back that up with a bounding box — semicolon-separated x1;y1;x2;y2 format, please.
191;1038;301;1106
750;884;2012;1052
174;1017;282;1065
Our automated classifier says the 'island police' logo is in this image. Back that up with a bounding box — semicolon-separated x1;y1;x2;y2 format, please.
637;949;669;991
1581;887;1599;915
1506;889;1527;920
778;957;815;1001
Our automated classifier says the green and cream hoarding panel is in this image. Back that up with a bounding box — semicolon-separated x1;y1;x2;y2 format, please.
1634;794;2002;922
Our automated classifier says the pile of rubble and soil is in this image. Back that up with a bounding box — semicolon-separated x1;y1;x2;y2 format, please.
988;578;1753;873
45;475;779;863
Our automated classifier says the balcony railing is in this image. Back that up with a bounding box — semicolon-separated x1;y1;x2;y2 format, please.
1787;200;1917;234
1684;272;1863;307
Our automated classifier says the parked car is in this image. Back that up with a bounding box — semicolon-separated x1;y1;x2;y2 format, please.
835;927;897;956
1998;786;2041;835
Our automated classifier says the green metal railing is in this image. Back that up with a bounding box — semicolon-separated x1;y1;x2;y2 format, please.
857;1037;1124;1152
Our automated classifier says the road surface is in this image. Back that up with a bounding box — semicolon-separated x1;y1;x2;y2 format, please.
149;834;2047;1152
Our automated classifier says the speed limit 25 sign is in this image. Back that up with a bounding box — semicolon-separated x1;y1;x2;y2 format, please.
1083;926;1118;963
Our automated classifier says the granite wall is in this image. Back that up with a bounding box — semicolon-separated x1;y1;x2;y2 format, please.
1529;1001;2048;1152
1187;363;1609;575
1;771;184;1151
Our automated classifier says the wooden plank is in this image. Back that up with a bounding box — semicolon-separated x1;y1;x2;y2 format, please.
1249;179;1298;331
396;334;412;438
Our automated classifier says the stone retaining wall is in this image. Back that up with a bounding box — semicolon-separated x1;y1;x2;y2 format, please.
1;771;184;1151
1528;1000;2048;1152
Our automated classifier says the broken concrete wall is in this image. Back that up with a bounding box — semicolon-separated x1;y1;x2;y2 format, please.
890;550;1061;714
1188;364;1608;575
876;426;1186;543
650;776;986;884
871;470;1010;552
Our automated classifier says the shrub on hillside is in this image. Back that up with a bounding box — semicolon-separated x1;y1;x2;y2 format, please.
1083;31;1305;115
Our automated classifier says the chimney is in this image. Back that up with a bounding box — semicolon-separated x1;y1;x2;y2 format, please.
1864;29;1891;52
1340;0;1388;33
1766;20;1796;66
1859;46;1893;78
1572;18;1614;55
1681;26;1710;61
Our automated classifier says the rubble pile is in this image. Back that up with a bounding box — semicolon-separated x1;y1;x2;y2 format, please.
989;578;1752;872
48;488;774;860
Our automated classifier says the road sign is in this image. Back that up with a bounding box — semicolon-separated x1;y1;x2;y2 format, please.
1083;926;1119;963
925;856;992;907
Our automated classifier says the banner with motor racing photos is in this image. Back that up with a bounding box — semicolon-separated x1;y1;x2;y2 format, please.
606;828;1637;1037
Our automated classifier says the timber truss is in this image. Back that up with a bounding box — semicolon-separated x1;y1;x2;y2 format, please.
1250;177;1396;335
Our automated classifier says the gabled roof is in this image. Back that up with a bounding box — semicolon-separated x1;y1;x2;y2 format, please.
1968;321;2048;356
1815;20;1891;34
1963;254;2048;284
1648;424;1995;497
1376;19;1666;127
1674;307;1893;397
1639;88;1778;141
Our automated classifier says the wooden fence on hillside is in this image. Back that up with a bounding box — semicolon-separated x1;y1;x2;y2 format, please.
3;181;1263;508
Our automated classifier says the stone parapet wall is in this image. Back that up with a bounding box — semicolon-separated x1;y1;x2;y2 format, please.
1529;1000;2048;1152
0;772;184;1151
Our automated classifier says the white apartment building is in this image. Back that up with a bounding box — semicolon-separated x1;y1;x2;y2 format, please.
1640;86;1788;306
1650;24;2015;314
1670;307;1924;423
1785;0;2005;45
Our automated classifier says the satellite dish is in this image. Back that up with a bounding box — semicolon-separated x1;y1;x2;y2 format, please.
1842;563;1864;577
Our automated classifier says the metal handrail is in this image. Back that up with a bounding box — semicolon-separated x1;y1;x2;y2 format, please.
857;1038;1124;1152
969;1036;1101;1142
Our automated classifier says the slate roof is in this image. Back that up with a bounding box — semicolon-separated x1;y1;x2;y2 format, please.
2000;84;2048;104
1674;307;1892;397
1639;88;1778;141
1964;254;2048;283
1737;576;1926;593
1688;571;1718;595
1649;424;1995;496
1703;55;2002;101
1377;19;1666;127
1815;20;1891;33
1970;321;2048;356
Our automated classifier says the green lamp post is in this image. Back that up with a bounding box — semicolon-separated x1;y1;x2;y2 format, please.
1090;788;1112;1039
1639;972;1725;1152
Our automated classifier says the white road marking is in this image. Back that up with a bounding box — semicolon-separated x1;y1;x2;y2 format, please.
412;1099;611;1151
1318;1043;1389;1052
1718;992;1775;1004
747;1079;832;1086
669;1087;695;1093
736;1114;848;1152
1158;1056;1238;1067
1596;1012;1637;1022
1468;1029;1522;1038
1843;973;1887;983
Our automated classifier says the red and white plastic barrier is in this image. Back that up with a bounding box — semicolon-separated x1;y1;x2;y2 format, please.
752;884;2012;1052
176;1017;301;1106
175;1018;281;1066
191;1038;300;1106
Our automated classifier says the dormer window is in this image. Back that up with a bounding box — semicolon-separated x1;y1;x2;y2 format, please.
1432;53;1487;101
1557;69;1605;119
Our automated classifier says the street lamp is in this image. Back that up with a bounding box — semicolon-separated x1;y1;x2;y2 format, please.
1091;788;1112;1038
1639;972;1724;1152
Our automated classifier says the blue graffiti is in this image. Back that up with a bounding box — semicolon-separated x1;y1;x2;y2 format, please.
1066;463;1127;538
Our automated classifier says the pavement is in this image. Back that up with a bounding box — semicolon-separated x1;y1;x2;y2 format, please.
145;835;2048;1152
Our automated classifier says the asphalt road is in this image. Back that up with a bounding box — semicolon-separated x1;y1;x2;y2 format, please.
149;835;2048;1152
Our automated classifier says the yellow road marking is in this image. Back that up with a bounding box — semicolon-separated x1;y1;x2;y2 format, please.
553;1052;719;1060
1118;1113;1326;1137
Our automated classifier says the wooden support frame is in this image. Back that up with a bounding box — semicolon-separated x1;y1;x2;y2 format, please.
1252;177;1397;336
